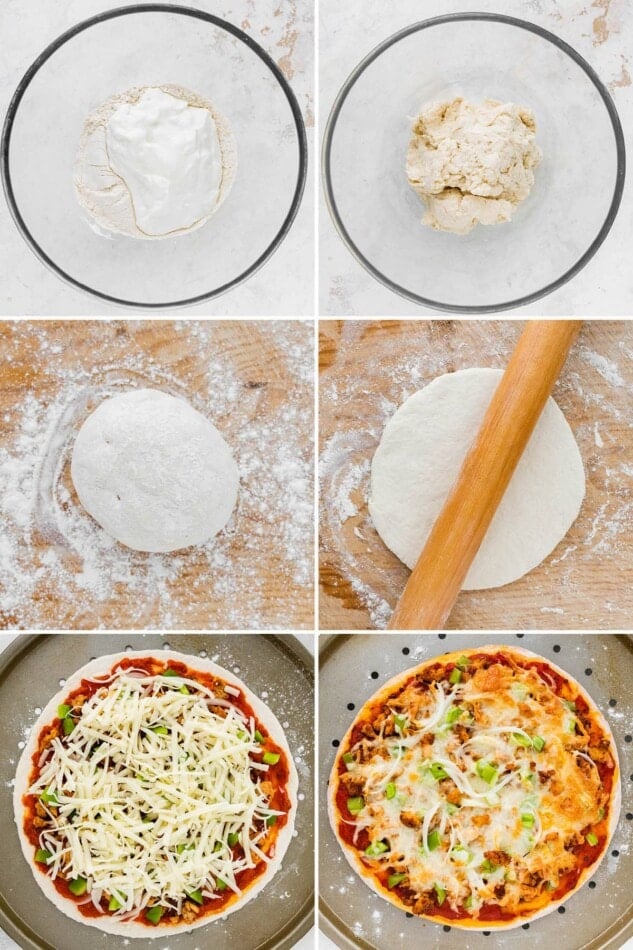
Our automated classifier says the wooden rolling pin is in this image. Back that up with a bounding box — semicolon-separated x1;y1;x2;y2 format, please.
387;320;583;631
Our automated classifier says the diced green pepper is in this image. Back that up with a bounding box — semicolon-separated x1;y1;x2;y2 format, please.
263;751;280;765
187;889;204;905
387;872;407;889
228;832;240;847
365;840;389;857
179;685;190;695
446;802;459;815
41;788;59;805
57;704;72;719
445;706;462;724
511;732;531;748
145;905;164;924
254;730;265;743
521;812;535;828
108;895;122;911
427;829;441;851
464;894;474;909
216;879;228;891
429;762;448;781
342;752;355;770
586;832;599;846
35;848;52;864
456;655;471;670
347;796;364;814
532;735;545;752
475;760;497;784
480;859;497;874
162;669;179;677
434;883;446;905
68;877;87;896
62;717;75;735
385;782;396;800
213;841;223;852
394;713;407;732
266;815;278;826
449;668;462;685
562;699;576;712
151;725;168;735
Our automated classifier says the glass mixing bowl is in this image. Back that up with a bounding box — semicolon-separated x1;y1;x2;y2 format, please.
323;13;625;313
2;4;307;308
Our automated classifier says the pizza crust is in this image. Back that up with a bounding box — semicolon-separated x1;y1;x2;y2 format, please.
14;650;298;939
328;645;620;931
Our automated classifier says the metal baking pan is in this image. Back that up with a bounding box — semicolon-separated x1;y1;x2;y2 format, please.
319;633;633;950
0;633;314;950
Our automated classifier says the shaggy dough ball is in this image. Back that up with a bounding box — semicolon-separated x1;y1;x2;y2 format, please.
406;97;542;235
369;368;585;590
71;389;239;553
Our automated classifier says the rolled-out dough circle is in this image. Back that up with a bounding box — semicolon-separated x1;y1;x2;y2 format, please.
368;367;585;590
71;388;239;553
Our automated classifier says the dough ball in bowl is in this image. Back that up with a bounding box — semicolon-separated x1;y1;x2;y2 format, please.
71;389;239;553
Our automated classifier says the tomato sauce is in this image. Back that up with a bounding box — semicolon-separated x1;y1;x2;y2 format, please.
22;656;292;927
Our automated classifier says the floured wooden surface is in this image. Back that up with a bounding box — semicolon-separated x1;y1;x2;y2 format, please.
0;320;314;630
319;320;633;630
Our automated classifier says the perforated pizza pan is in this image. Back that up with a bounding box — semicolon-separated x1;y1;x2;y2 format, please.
0;634;314;950
319;633;633;950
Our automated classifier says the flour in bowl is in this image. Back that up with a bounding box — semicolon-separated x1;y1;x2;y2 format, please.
74;85;236;239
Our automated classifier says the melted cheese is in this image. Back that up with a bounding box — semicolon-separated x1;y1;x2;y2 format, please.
29;670;282;917
340;656;611;918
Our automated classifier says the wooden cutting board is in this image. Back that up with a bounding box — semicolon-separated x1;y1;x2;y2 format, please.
319;320;633;630
0;320;314;631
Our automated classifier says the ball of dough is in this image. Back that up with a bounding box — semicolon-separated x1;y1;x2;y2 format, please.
406;98;542;235
369;368;585;590
71;389;239;553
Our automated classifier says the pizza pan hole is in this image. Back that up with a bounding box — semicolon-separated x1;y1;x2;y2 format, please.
482;930;491;936
370;671;379;679
438;633;446;640
612;849;619;857
588;881;597;889
516;634;524;639
347;702;355;710
558;906;566;914
625;735;632;743
163;642;171;650
405;913;413;918
124;645;133;652
58;678;66;686
609;698;617;707
198;649;207;657
332;739;340;748
402;647;410;655
442;925;451;932
625;813;633;821
553;644;561;653
89;656;96;661
522;924;530;930
584;667;592;676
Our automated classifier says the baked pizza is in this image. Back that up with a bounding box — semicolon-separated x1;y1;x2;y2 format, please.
328;645;620;930
14;651;297;937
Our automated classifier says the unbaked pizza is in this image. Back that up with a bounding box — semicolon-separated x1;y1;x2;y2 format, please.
15;651;297;937
329;645;620;930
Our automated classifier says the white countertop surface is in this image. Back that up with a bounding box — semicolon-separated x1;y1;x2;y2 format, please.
0;0;314;316
0;633;315;950
319;0;633;316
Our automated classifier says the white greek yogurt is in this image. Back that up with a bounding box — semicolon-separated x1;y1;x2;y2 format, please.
104;87;223;236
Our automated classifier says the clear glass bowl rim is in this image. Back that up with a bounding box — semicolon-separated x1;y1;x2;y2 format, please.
0;2;309;310
322;11;626;314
